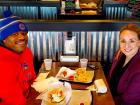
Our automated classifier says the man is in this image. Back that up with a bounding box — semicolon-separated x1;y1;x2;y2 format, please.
0;10;36;105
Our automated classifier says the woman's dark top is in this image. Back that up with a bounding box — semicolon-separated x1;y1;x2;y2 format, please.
109;54;133;96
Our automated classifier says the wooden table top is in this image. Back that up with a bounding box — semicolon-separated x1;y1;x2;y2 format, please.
27;62;115;105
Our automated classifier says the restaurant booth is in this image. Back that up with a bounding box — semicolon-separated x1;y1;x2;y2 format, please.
1;0;139;71
0;0;140;105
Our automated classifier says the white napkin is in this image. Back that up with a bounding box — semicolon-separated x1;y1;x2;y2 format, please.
60;56;79;62
86;84;97;91
35;72;49;82
31;76;58;93
94;79;107;93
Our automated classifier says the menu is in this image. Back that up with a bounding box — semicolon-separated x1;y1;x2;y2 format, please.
127;0;138;11
65;0;76;13
60;0;99;15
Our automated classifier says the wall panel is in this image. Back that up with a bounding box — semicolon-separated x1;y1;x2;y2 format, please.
28;31;120;63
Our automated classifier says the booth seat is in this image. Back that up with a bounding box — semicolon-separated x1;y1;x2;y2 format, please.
26;20;140;75
27;31;120;75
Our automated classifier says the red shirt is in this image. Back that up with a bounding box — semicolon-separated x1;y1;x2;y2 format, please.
0;47;36;105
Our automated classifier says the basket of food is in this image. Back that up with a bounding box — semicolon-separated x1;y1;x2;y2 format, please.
56;67;94;84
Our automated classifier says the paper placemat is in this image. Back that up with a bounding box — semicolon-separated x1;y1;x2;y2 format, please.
68;90;92;105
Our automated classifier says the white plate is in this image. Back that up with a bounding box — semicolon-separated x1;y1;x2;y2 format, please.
41;81;72;105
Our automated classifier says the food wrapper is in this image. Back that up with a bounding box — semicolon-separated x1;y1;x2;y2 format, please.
94;79;107;93
31;76;58;93
56;67;76;78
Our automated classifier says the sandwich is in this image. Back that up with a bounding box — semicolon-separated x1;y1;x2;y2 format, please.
48;88;65;103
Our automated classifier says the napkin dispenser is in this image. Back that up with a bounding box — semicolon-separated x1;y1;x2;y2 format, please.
60;56;79;66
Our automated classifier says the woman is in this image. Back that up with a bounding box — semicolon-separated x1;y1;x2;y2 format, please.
108;24;140;105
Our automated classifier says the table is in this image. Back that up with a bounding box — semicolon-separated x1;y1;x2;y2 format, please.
27;62;115;105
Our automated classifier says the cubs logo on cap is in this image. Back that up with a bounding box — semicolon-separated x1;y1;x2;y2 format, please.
19;23;26;31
